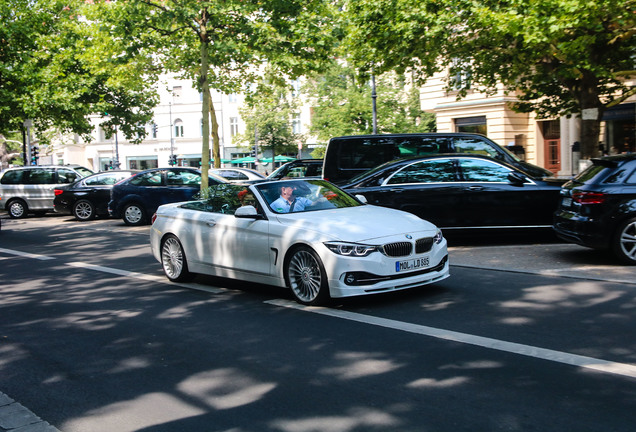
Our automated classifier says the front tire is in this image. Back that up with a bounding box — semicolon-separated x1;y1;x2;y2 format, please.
161;234;193;282
123;203;146;226
285;246;330;305
612;217;636;265
73;199;96;221
8;199;27;219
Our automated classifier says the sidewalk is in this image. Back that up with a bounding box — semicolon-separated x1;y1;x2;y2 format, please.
448;242;636;285
0;393;60;432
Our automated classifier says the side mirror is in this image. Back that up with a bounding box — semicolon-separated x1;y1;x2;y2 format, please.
235;205;262;218
507;171;528;185
355;194;368;204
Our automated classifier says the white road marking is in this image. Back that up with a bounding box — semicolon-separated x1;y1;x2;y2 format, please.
0;248;56;261
265;299;636;380
0;248;222;293
3;247;635;380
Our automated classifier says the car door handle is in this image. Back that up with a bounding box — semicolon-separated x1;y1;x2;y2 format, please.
466;185;484;191
206;220;217;227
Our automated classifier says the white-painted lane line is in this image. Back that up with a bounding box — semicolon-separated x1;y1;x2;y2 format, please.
66;261;225;293
0;248;55;261
265;299;636;380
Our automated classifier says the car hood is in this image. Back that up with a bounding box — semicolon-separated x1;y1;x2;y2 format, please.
273;205;438;242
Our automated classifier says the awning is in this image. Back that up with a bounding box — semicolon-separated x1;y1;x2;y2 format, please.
261;155;297;163
231;156;256;164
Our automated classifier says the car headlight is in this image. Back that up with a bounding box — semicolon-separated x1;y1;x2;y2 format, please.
433;229;444;244
324;242;378;257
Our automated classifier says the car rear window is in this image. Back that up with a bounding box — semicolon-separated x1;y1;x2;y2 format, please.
0;170;25;184
574;163;611;184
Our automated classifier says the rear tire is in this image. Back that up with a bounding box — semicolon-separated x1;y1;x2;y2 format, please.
285;246;330;305
7;199;27;219
123;203;146;226
73;200;96;221
161;234;193;282
612;217;636;265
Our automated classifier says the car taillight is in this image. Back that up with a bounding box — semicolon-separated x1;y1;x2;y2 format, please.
572;191;606;204
151;213;157;224
54;189;64;195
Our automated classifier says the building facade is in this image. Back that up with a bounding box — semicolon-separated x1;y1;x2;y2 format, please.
47;76;315;174
420;72;636;177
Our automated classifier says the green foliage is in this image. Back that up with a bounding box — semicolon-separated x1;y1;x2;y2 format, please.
304;62;436;142
237;68;304;157
344;0;636;158
0;0;159;144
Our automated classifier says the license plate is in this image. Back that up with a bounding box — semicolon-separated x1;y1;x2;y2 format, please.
561;197;572;207
396;257;429;272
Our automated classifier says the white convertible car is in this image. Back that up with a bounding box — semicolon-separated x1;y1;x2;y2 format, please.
150;179;449;305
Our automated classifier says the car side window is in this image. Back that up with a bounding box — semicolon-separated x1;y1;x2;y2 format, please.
459;158;511;182
453;138;500;159
216;170;248;181
131;171;163;186
603;168;630;184
167;170;201;186
57;169;80;184
0;170;24;184
396;137;449;157
387;159;457;184
27;168;56;184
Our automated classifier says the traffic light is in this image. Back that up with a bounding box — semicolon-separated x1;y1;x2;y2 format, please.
250;145;257;158
169;154;177;165
30;146;39;165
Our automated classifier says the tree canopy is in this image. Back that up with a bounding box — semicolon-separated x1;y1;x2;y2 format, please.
0;0;158;146
101;0;337;191
304;62;436;142
344;0;636;158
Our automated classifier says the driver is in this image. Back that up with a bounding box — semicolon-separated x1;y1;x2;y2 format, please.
270;182;313;213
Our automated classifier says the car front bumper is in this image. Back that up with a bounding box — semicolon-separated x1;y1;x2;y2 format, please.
323;241;450;298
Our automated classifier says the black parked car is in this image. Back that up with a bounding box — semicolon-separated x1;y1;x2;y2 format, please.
108;167;226;226
342;154;566;232
267;159;323;179
553;154;636;264
53;170;138;221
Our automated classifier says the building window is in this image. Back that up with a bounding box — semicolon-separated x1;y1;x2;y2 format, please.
454;116;487;135
291;79;301;98
126;156;158;170
228;93;237;103
174;119;184;137
292;113;302;134
450;58;471;91
171;86;182;101
230;117;239;137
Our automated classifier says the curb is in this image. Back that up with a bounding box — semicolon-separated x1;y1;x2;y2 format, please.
0;393;60;432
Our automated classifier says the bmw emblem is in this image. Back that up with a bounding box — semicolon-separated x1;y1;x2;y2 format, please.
405;234;412;239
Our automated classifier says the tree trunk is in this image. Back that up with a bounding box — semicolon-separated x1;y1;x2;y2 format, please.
578;72;603;160
208;88;221;169
199;30;211;194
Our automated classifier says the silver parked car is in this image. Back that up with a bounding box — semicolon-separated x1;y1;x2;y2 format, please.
0;165;94;218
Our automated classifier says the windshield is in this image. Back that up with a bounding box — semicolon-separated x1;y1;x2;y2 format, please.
256;179;362;214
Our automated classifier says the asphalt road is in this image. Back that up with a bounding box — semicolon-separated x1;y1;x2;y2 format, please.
1;215;635;432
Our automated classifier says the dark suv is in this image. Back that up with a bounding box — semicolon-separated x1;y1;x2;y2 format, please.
323;133;553;185
553;154;636;264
